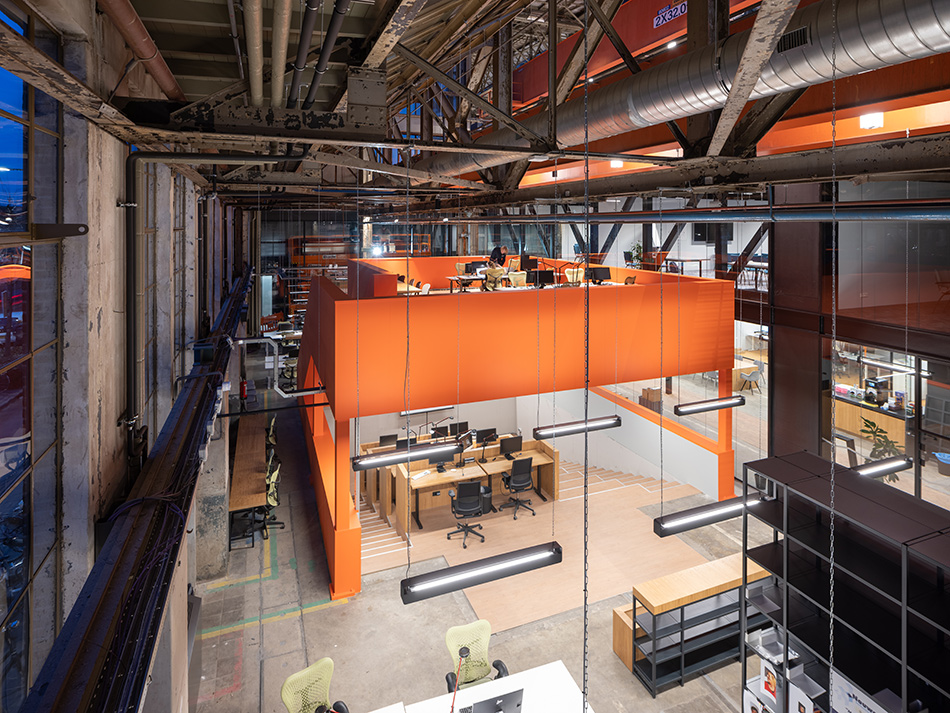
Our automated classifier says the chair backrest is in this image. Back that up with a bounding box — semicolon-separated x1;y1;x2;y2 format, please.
452;480;483;517
277;321;293;331
624;276;637;285
421;283;431;295
508;257;520;272
509;271;527;287
456;262;467;275
484;268;505;291
280;657;333;713
445;620;492;687
623;251;634;263
509;457;533;489
565;267;584;283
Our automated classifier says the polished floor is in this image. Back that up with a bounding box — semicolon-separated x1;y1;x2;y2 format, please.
194;409;767;713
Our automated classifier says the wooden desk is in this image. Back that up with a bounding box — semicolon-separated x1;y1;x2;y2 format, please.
389;439;559;535
396;282;422;293
229;413;268;549
446;274;484;293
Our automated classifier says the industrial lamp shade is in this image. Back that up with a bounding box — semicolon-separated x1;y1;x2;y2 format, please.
854;456;913;478
673;395;745;416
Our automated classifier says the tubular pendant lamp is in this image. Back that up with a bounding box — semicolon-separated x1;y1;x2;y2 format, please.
352;439;462;471
853;456;912;478
533;415;621;440
401;541;563;603
673;395;745;416
653;495;763;537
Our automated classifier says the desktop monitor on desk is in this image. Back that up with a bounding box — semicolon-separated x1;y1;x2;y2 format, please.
475;428;497;445
585;266;611;284
378;433;398;447
520;253;538;271
471;689;524;713
527;270;555;287
499;435;522;460
465;261;488;275
450;421;469;436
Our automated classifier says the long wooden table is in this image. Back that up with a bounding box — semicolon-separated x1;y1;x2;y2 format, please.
229;413;268;548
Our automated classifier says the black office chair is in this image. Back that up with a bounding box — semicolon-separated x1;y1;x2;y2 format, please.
501;457;535;519
447;481;486;548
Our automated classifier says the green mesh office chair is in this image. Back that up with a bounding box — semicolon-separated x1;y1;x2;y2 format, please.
444;620;509;693
280;657;350;713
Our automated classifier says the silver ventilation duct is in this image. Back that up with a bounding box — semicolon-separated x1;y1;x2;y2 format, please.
420;0;950;177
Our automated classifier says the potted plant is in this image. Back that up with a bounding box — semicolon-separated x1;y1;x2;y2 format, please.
860;417;904;482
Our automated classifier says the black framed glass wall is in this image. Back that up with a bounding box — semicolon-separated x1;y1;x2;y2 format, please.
0;2;63;710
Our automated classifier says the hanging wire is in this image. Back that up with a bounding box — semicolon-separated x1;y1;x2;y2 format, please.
581;0;592;704
828;0;839;704
403;149;414;577
658;189;665;519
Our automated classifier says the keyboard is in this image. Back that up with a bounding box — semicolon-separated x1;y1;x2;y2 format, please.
458;707;473;713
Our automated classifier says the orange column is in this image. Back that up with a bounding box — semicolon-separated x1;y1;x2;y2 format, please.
717;368;735;501
330;417;361;600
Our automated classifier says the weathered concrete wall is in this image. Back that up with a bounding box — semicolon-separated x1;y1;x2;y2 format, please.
195;377;231;582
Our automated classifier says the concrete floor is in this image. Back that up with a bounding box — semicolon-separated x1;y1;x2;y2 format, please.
195;406;763;713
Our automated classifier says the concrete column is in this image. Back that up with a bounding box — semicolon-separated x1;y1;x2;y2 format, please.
155;164;175;426
60;38;130;618
195;375;231;582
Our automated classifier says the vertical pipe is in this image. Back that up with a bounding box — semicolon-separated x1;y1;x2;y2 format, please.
270;0;294;107
287;0;321;108
244;0;264;107
302;0;353;109
225;0;246;81
547;0;556;145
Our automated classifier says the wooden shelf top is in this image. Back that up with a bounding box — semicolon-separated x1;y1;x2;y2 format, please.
632;552;768;615
229;413;268;512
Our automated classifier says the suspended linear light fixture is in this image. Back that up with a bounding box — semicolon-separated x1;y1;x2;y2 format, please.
352;437;462;471
653;495;763;537
533;415;622;440
853;456;913;478
673;395;745;416
400;541;563;603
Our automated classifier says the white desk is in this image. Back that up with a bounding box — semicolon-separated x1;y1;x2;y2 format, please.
368;661;593;713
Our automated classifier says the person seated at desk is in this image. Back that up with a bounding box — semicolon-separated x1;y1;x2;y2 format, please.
489;244;508;268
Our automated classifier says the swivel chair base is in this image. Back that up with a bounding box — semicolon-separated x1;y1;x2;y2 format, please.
500;496;535;519
447;522;484;548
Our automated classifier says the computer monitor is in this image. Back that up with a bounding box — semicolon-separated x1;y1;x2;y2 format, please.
475;428;497;445
449;421;469;436
429;452;451;473
379;433;398;446
465;261;488;274
527;270;555;287
520;253;538;271
585;266;611;284
394;437;417;449
499;435;522;460
432;426;449;438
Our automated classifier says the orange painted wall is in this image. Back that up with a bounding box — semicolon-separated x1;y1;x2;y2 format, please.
298;261;735;595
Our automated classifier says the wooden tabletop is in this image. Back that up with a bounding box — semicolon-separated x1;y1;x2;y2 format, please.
477;449;553;476
406;462;486;490
632;551;768;615
229;413;268;512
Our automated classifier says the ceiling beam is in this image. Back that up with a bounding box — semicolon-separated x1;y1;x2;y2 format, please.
585;0;689;151
725;87;806;157
706;0;800;157
555;0;623;105
303;151;490;189
393;42;549;147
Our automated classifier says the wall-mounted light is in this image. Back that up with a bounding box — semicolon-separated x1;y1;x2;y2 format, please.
859;112;884;130
653;495;763;537
400;541;563;603
667;41;677;49
442;217;449;222
854;456;912;478
371;245;383;256
533;415;622;440
610;160;623;169
673;395;745;416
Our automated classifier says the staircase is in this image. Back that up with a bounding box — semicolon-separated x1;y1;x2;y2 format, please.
359;497;406;561
558;461;683;500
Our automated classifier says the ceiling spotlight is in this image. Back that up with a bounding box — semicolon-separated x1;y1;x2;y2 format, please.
394;218;399;223
371;245;383;256
362;216;370;223
610;160;623;168
442;217;449;222
667;41;677;49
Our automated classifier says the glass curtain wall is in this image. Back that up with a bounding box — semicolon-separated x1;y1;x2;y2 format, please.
0;2;63;710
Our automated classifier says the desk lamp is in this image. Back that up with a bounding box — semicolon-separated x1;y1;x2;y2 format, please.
479;434;497;463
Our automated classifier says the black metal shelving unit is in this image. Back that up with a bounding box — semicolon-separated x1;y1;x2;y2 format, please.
740;451;950;713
